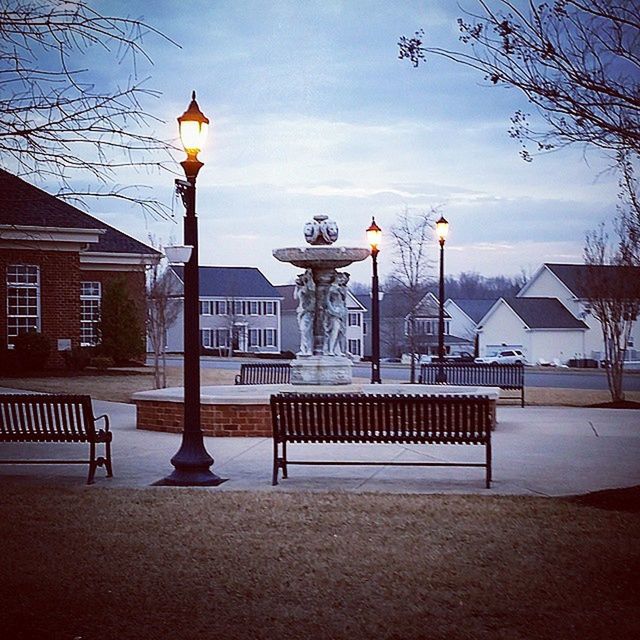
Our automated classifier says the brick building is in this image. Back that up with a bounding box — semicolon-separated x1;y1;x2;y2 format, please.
0;169;160;366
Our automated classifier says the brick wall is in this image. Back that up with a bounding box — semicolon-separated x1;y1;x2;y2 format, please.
135;400;272;437
0;248;81;366
0;250;148;368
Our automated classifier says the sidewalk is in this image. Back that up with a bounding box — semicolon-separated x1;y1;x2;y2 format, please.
1;388;639;495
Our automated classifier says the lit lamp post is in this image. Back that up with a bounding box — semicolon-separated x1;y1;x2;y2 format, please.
366;217;382;384
436;215;449;384
156;92;225;486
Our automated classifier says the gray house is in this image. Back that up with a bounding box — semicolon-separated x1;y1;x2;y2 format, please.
166;266;283;355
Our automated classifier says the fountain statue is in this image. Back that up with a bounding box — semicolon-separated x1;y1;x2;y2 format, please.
274;215;369;384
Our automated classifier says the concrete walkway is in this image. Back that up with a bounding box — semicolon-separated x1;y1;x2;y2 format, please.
1;389;639;496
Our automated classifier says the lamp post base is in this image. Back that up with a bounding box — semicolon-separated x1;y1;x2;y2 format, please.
435;369;447;384
153;468;227;487
153;427;227;487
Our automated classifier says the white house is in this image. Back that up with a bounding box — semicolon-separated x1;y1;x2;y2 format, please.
166;266;283;354
275;284;366;360
517;263;640;362
476;296;589;363
444;298;496;354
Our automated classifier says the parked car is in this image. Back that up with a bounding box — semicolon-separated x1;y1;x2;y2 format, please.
475;349;526;365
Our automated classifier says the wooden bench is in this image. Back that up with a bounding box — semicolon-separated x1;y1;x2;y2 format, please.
235;362;291;385
419;363;525;407
0;394;113;484
270;393;493;488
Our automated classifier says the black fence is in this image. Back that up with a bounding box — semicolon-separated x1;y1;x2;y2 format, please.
419;362;525;407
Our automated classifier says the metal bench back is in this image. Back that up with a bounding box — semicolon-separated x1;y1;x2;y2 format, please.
419;362;524;389
0;394;96;443
271;393;491;445
238;363;291;385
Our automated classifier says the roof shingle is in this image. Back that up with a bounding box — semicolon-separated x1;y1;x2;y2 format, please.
503;297;588;329
0;169;160;256
172;266;281;298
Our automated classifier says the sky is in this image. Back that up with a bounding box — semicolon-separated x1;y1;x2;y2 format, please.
44;1;622;286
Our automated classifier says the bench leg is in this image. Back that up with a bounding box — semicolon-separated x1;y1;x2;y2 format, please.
282;441;288;479
272;439;279;486
486;441;492;489
87;442;97;485
105;440;113;478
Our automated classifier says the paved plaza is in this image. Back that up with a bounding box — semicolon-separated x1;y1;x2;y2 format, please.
1;388;639;496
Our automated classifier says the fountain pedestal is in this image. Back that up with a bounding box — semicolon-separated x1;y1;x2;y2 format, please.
291;354;353;385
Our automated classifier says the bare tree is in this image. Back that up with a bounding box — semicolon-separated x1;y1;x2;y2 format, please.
399;1;640;160
617;151;640;266
0;0;177;216
388;208;436;382
147;259;181;389
583;224;640;403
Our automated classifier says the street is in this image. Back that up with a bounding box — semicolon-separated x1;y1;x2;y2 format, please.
157;356;640;392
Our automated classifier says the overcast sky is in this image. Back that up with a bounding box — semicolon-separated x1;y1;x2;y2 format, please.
75;0;619;285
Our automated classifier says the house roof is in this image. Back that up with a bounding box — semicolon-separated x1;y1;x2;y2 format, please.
0;168;160;256
501;297;588;330
412;292;451;319
450;298;497;323
274;284;297;311
172;266;281;298
525;263;640;299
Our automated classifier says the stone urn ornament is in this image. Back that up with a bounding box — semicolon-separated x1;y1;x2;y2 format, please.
303;214;339;245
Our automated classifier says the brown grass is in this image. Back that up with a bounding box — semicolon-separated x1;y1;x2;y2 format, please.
1;368;639;406
0;366;237;403
0;484;638;640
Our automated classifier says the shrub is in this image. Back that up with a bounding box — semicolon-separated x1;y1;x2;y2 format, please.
13;331;51;372
89;356;114;371
0;346;19;375
99;278;145;365
62;346;95;371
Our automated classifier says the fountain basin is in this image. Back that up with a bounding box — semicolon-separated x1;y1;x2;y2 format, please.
273;246;370;269
133;384;500;437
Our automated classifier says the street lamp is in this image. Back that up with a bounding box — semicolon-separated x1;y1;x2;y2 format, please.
156;92;225;486
436;215;449;384
366;217;382;384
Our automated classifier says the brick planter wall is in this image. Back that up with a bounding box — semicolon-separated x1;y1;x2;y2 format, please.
135;400;272;437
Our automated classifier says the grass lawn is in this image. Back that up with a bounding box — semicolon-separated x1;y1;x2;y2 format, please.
1;484;639;640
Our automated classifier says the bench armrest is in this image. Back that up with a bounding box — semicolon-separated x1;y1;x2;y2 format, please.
94;413;110;432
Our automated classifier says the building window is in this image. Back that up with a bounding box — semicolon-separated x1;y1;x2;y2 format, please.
246;328;277;349
263;301;275;315
215;301;227;315
348;339;361;356
201;328;230;348
7;265;40;345
200;300;213;315
348;312;361;327
249;301;259;315
80;281;101;346
363;322;367;336
216;328;230;347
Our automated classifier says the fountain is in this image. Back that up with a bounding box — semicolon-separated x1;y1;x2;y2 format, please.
132;213;500;438
273;214;369;385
